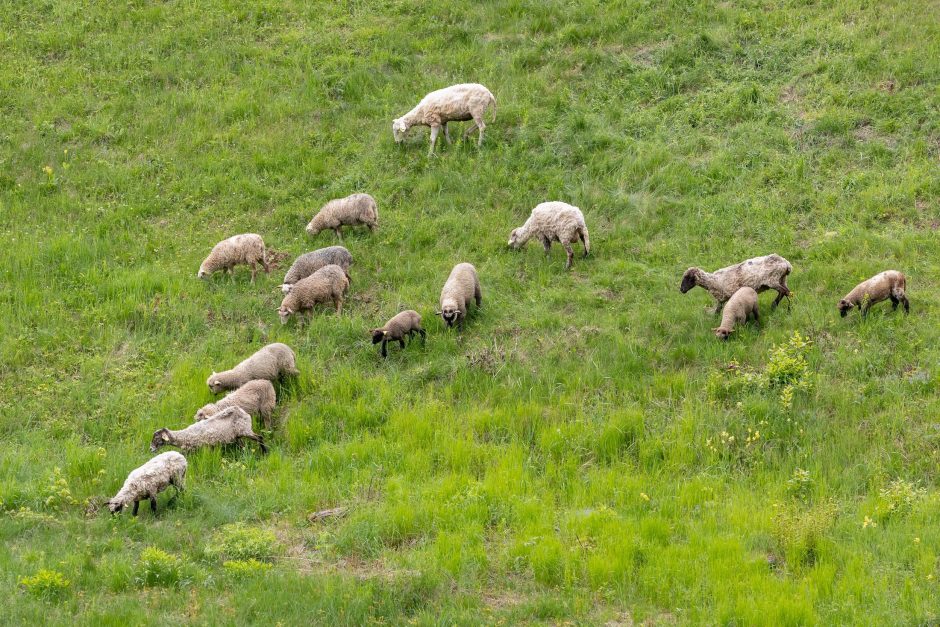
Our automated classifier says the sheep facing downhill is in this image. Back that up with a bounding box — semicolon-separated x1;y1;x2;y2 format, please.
151;406;267;454
392;83;496;155
680;254;793;312
107;451;187;516
838;270;909;318
281;246;353;294
437;263;481;330
207;343;299;393
305;194;378;240
371;310;426;358
713;287;759;340
198;234;270;282
195;379;276;428
278;264;350;323
508;201;591;269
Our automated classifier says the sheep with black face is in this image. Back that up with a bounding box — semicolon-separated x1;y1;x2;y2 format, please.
437;263;481;330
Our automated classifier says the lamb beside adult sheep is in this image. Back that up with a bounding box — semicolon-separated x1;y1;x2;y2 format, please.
305;194;377;240
281;246;352;294
151;406;267;454
680;254;792;312
438;263;481;329
207;343;298;393
713;287;759;340
198;234;270;282
107;451;187;516
195;379;276;428
278;264;349;323
371;310;426;358
392;83;496;155
508;201;590;269
838;270;909;318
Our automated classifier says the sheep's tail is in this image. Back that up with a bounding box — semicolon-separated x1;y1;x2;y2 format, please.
579;225;590;255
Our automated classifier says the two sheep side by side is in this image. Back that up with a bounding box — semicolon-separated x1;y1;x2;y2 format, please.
151;406;267;454
438;263;481;329
207;343;299;393
713;287;759;340
306;193;378;240
371;310;426;358
392;83;496;155
278;264;350;323
838;270;909;318
107;452;187;516
508;201;591;269
680;254;793;312
281;246;353;294
198;234;271;282
195;379;276;428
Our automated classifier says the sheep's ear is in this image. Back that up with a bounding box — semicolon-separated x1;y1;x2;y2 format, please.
161;430;169;441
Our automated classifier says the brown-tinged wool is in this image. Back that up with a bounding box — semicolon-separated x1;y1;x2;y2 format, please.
838;270;909;317
392;83;496;154
198;233;270;282
438;263;481;329
305;194;378;239
151;406;266;454
107;451;187;515
281;246;352;293
680;254;792;310
278;264;349;322
508;201;591;269
713;287;759;340
195;379;276;428
207;343;298;393
371;310;426;358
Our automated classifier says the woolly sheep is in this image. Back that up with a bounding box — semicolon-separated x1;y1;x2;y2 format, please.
198;234;270;282
680;254;792;312
392;83;496;155
281;246;353;294
195;379;276;428
151;406;267;454
437;263;481;329
838;270;909;318
107;451;187;516
508;201;591;269
305;193;378;240
277;264;349;323
713;287;759;340
207;343;299;394
371;310;426;358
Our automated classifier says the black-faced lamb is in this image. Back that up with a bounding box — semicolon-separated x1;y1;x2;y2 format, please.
151;406;267;454
713;287;759;340
195;379;276;428
437;263;481;329
277;264;349;323
508;201;590;269
392;83;496;155
198;234;270;282
305;193;377;240
371;310;426;358
680;254;792;312
838;270;909;318
207;343;299;394
107;451;187;516
281;246;353;294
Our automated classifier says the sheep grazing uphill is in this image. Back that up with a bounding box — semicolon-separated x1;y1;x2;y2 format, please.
151;406;267;454
207;343;298;393
437;263;481;329
278;264;349;323
281;246;352;294
198;234;270;282
107;451;187;516
195;379;276;428
371;310;426;358
838;270;909;318
680;254;792;312
306;193;378;240
392;83;496;155
713;287;759;340
508;201;590;270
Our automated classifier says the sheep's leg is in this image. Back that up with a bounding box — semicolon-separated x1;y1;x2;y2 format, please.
260;407;272;430
132;500;140;516
381;338;388;358
399;338;406;350
334;297;343;315
563;243;574;270
890;295;899;310
250;263;257;283
418;328;427;344
463;121;477;139
901;295;910;313
541;237;552;255
150;496;157;514
752;308;760;324
443;123;452;145
334;227;343;241
474;287;482;307
472;115;486;146
429;125;441;155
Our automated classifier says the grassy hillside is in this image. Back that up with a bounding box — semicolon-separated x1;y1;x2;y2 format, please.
1;0;939;623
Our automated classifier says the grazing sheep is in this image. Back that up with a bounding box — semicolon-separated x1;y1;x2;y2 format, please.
371;310;426;358
437;263;481;329
198;234;270;282
277;264;349;323
680;254;792;312
151;406;267;454
207;343;299;394
392;83;496;155
195;379;276;428
508;201;591;269
107;452;187;516
713;287;759;340
838;270;909;318
305;193;378;240
281;246;353;294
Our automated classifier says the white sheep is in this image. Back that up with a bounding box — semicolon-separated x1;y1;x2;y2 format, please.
371;310;426;358
107;451;187;516
305;193;378;240
277;264;349;322
198;234;270;282
838;270;909;318
508;201;591;269
680;254;792;312
151;406;267;454
207;343;299;394
437;263;481;329
195;379;276;428
392;83;496;155
713;287;759;340
281;246;353;294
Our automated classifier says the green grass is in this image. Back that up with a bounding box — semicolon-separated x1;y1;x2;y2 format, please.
1;0;939;623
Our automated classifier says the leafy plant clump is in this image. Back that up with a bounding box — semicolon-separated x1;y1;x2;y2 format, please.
205;523;279;562
137;547;184;588
19;569;71;598
708;332;814;408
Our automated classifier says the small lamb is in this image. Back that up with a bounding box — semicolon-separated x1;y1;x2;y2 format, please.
392;83;496;155
306;193;378;240
371;310;426;358
508;201;591;269
281;246;353;294
107;451;187;516
278;264;349;323
207;343;299;393
195;379;276;428
198;234;270;282
438;263;481;329
713;287;759;340
838;270;909;318
151;406;267;454
680;254;792;312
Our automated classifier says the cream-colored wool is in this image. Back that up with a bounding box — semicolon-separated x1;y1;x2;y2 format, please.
838;270;909;318
151;406;266;454
107;452;187;515
305;194;377;240
508;201;590;269
680;254;792;311
393;83;496;154
281;246;352;293
713;287;759;340
195;379;276;428
198;233;270;282
207;343;298;393
278;264;349;322
438;263;481;329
